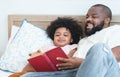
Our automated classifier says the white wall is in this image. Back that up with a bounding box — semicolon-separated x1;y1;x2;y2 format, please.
0;0;120;57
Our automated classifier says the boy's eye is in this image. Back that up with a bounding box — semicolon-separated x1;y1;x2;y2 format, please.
64;34;68;36
55;34;60;36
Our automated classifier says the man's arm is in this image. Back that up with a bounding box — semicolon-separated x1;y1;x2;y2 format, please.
56;47;83;70
112;46;120;62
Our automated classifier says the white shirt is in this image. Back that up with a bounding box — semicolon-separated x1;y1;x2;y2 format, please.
40;44;77;55
73;25;120;67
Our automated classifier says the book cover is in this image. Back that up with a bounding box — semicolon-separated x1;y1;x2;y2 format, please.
28;47;68;72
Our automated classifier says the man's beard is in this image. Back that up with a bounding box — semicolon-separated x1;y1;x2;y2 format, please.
85;21;104;36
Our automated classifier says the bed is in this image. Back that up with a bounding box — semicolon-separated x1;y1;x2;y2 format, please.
0;15;120;77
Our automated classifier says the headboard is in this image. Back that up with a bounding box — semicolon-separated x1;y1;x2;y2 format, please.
8;15;120;38
8;15;85;38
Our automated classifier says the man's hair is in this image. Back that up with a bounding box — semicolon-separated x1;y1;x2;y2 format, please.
47;17;83;44
92;4;112;20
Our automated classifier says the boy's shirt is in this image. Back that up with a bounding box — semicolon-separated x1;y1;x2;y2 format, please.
40;44;77;55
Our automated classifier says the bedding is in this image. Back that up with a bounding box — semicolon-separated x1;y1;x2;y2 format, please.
0;70;13;77
0;19;54;73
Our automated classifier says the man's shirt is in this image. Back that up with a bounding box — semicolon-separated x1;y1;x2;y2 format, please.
74;25;120;67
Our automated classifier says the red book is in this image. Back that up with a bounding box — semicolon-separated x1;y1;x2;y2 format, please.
28;47;68;72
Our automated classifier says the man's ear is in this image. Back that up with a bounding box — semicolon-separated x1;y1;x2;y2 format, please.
104;18;111;27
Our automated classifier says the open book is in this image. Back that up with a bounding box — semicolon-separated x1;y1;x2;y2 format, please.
28;47;68;72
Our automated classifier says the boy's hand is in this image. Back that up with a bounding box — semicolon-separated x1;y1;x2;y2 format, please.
29;50;43;58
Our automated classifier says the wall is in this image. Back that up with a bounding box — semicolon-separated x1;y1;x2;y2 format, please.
0;0;120;57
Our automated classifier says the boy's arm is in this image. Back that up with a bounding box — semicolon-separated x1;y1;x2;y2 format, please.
22;50;43;72
22;63;36;72
112;46;120;62
67;48;77;57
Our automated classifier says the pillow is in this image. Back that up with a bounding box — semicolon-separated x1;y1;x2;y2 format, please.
11;25;20;38
0;19;54;72
6;25;19;48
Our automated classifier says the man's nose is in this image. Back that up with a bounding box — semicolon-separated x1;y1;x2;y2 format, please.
86;16;92;22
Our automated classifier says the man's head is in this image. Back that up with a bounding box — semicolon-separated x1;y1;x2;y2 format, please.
85;4;112;36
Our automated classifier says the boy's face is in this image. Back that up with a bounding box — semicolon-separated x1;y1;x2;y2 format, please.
53;27;72;47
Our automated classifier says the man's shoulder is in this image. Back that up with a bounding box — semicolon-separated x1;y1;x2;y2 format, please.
107;24;120;30
86;25;120;40
100;24;120;33
109;24;120;29
80;24;120;42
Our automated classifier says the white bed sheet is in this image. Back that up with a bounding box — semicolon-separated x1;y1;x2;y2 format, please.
0;70;13;77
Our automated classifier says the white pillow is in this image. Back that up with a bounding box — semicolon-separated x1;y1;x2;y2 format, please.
0;19;54;72
11;25;19;38
6;25;19;48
